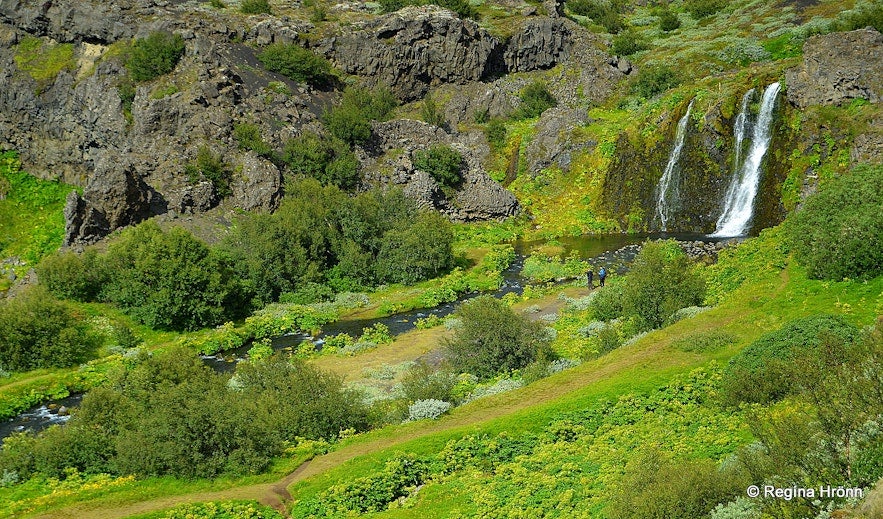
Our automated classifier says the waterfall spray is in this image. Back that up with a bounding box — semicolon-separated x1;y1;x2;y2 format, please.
711;82;781;237
655;99;694;232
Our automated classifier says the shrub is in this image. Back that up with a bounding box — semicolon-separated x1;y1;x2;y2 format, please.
282;133;360;189
374;211;454;284
258;43;330;86
464;377;524;402
684;0;728;19
621;240;705;331
658;6;681;32
361;323;393;345
485;118;507;149
240;0;272;14
631;65;680;98
37;249;106;301
101;222;247;331
720;315;860;405
412;145;464;188
612;28;650;56
126;31;185;82
445;295;552;379
0;286;98;372
420;93;446;127
837;2;883;33
185;146;232;198
590;282;624;321
234;122;273;158
153;501;283;519
401;363;456;402
515;81;557;119
568;0;625;33
608;449;747;519
786;164;883;281
407;399;453;421
596;323;622;354
323;86;398;145
379;0;477;19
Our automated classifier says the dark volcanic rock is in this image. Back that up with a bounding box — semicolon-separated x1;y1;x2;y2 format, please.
0;0;136;43
503;17;571;72
323;6;500;101
786;28;883;108
525;106;593;174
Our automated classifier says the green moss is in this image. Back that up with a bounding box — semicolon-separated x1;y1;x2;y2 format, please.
13;36;76;87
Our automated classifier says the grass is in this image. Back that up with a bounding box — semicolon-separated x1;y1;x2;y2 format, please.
0;152;73;271
13;36;76;88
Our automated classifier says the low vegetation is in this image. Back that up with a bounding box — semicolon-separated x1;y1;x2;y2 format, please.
257;43;331;86
126;32;186;82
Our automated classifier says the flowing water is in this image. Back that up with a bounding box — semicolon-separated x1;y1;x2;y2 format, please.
712;83;781;237
655;100;695;231
0;393;83;444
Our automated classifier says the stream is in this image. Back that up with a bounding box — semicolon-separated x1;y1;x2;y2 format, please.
3;232;728;442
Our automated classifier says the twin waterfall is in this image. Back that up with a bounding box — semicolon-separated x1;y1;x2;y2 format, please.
654;82;781;237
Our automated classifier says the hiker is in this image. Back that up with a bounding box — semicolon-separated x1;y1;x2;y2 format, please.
586;268;594;290
598;266;607;287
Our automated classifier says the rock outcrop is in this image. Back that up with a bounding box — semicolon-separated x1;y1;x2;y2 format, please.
364;120;519;220
525;106;593;174
504;17;571;72
786;28;883;108
321;6;500;101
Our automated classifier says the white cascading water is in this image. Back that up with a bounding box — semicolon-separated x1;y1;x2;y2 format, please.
655;99;694;232
711;82;781;237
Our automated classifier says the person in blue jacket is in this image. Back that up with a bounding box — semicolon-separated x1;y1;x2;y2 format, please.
598;266;607;287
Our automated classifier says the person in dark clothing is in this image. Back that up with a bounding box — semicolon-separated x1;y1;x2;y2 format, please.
586;269;593;290
598;266;607;287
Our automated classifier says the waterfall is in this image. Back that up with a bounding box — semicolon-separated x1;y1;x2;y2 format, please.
711;82;781;237
732;89;754;173
655;99;694;232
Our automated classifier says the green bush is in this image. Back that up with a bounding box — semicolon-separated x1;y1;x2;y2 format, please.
152;500;283;519
485;118;507;150
632;65;680;98
240;0;272;14
126;32;185;82
420;93;446;127
590;282;624;321
0;286;98;372
515;81;557;119
379;0;477;19
374;212;455;284
445;295;553;379
37;249;107;302
567;0;625;33
101;222;247;331
837;2;883;32
621;240;705;331
658;6;681;32
257;43;330;86
323;86;397;145
786;164;883;281
282;133;360;189
233;123;273;158
185;146;232;198
684;0;728;19
612;29;650;56
608;449;747;519
721;315;860;405
412;145;464;188
401;362;457;403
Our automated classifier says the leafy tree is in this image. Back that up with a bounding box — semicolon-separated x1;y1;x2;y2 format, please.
101;222;247;331
484;118;507;150
126;31;185;82
620;240;705;331
412;145;464;188
516;81;557;119
283;133;361;190
444;295;553;379
323;86;398;145
0;286;98;372
374;211;454;284
257;43;331;86
786;164;883;281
